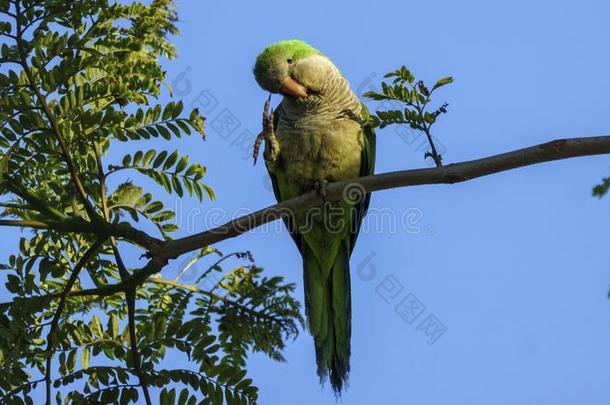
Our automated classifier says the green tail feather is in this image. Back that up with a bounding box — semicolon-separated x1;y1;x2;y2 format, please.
303;241;351;394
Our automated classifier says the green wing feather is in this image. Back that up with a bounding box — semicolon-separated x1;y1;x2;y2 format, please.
350;103;376;251
266;105;303;252
267;103;375;252
265;103;375;394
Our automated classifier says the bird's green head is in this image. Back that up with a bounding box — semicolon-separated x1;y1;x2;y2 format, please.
253;40;335;99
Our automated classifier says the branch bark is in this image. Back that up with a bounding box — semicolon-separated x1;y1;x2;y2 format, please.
0;219;50;229
2;135;609;303
161;135;610;259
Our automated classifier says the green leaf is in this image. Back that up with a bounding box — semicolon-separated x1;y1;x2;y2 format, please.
175;155;189;173
162;102;174;121
158;124;172;140
145;201;163;214
163;150;179;170
133;150;143;166
153;150;168;168
143;149;156;166
593;176;610;197
109;313;119;339
178;388;189;405
67;349;77;372
81;347;90;369
214;383;224;404
160;387;176;405
172;176;183;197
432;76;454;91
6;274;20;293
91;315;103;338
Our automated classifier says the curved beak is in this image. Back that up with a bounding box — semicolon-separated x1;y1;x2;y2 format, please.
280;76;308;99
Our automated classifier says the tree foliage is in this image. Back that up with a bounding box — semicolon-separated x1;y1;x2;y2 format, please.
363;66;453;167
593;176;610;198
0;1;301;404
1;1;605;404
363;66;610;207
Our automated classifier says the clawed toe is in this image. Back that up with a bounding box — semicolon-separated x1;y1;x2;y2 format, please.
253;96;279;164
314;179;329;201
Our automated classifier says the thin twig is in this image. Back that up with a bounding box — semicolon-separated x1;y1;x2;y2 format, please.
93;141;152;404
125;286;152;405
3;136;610;304
44;238;106;405
0;219;49;229
161;135;610;259
14;0;100;223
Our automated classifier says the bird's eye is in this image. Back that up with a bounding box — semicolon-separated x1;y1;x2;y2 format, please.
287;58;294;65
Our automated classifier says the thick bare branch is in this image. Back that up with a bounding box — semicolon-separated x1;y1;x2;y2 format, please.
161;135;610;259
4;135;609;305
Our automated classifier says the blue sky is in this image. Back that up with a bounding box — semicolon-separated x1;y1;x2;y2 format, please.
4;0;610;403
165;1;610;403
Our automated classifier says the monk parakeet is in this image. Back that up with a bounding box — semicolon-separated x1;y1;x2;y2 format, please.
253;40;375;393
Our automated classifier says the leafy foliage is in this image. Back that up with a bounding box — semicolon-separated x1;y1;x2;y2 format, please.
108;182;180;237
0;1;302;404
109;147;214;203
1;246;301;404
363;65;453;166
593;176;610;198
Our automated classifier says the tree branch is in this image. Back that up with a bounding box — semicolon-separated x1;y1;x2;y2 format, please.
125;286;152;405
161;135;610;259
147;277;294;329
0;219;50;229
3;178;67;222
44;238;106;405
5;136;610;305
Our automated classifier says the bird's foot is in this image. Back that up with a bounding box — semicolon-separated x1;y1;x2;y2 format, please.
314;179;329;202
253;96;280;165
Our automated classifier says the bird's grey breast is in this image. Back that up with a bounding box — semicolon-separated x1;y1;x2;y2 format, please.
276;72;364;189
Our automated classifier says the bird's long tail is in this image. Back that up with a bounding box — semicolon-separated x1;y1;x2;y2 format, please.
303;241;351;394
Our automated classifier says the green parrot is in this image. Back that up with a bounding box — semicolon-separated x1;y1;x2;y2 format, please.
253;40;375;393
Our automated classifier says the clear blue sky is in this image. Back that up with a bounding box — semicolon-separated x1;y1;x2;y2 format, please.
5;0;610;403
165;1;610;403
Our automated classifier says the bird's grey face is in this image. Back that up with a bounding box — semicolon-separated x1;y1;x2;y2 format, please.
254;42;335;100
290;55;335;96
253;51;292;94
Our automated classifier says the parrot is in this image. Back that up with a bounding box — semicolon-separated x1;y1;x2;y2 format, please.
253;39;375;394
